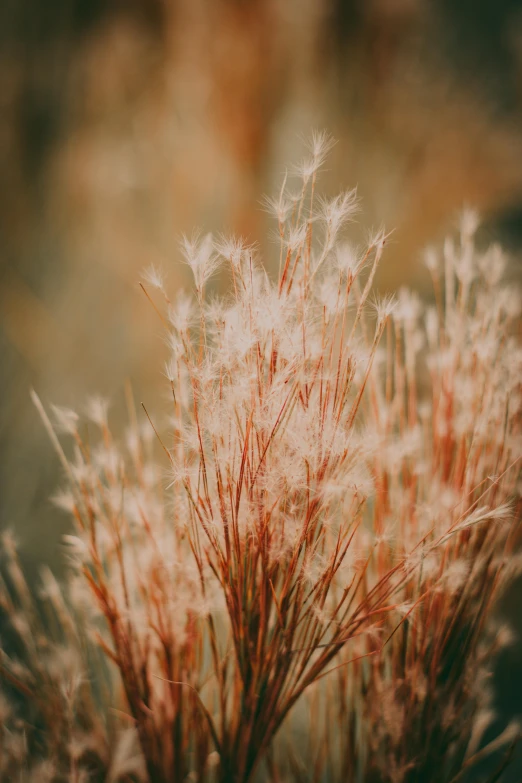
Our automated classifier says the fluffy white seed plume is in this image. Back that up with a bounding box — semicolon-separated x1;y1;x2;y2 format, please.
142;263;166;291
295;130;336;180
85;395;110;428
180;231;221;295
51;405;79;436
319;189;359;239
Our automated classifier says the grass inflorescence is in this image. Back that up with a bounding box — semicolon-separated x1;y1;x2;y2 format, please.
1;133;521;783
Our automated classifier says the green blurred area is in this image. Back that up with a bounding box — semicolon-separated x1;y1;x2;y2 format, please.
1;3;522;776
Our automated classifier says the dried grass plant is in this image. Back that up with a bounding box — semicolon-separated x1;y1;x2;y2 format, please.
1;134;521;783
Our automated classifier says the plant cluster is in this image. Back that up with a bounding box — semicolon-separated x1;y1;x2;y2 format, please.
1;134;521;783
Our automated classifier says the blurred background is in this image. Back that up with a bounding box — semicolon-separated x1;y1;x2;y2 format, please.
1;0;522;776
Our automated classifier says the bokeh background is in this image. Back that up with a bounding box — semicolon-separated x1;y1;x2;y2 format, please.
1;0;522;777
